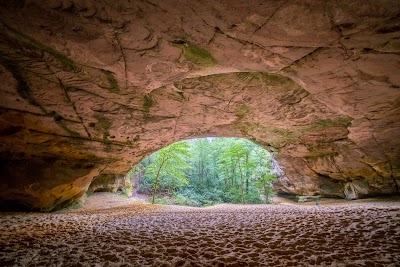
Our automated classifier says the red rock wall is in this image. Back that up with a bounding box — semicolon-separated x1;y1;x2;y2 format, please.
0;0;399;210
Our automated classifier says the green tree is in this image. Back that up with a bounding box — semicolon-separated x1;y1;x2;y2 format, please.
255;174;277;203
188;138;212;189
219;142;249;203
147;141;191;204
132;137;278;206
252;148;277;203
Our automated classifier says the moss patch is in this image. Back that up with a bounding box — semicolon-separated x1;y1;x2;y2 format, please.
57;121;81;137
95;115;112;130
176;91;185;100
4;24;79;72
43;45;78;72
272;128;295;137
238;72;301;91
337;117;353;127
281;66;298;75
102;70;120;93
184;44;215;66
308;117;352;130
0;55;41;107
94;115;112;141
235;122;261;134
235;104;250;118
168;91;186;101
173;41;215;67
143;94;155;114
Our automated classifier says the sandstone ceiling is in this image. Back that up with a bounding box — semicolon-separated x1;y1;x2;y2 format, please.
0;0;399;211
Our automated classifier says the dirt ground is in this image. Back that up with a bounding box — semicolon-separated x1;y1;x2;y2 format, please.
1;193;399;267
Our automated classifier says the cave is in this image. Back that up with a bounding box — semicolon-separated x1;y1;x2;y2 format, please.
1;1;400;266
1;0;399;211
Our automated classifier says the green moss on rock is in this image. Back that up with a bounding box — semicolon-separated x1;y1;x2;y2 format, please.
5;24;80;72
176;91;185;100
245;72;301;91
95;115;112;130
183;43;215;66
309;117;352;130
171;40;215;67
102;70;120;93
235;104;249;118
232;122;261;134
281;66;298;74
143;94;155;113
168;91;186;101
337;117;353;127
94;115;112;141
272;128;295;137
0;55;41;107
57;121;81;137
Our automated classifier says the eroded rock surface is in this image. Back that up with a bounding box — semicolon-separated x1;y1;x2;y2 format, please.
0;0;399;210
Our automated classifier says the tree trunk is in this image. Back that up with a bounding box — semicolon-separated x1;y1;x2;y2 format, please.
232;159;236;186
238;160;244;204
245;154;249;195
197;160;201;187
151;158;166;204
264;180;267;204
224;167;228;190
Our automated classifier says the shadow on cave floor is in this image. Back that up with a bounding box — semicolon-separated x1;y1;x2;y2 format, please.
1;192;399;266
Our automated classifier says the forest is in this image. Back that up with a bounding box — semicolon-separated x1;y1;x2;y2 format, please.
129;138;279;207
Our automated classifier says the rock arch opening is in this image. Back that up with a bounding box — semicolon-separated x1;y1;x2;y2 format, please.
111;137;281;206
2;67;396;212
0;1;399;212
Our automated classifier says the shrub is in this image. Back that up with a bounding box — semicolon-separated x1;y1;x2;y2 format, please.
154;197;173;205
173;194;201;207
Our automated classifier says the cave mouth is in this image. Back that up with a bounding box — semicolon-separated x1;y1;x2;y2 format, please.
0;1;399;265
0;0;398;213
121;137;281;207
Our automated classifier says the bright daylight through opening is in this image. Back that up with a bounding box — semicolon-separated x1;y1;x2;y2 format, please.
128;138;281;206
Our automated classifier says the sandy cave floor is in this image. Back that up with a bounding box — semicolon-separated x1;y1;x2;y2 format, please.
0;194;400;267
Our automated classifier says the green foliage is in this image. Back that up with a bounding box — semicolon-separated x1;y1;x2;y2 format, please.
154;196;173;205
173;194;202;207
146;141;191;203
134;138;278;206
254;173;277;203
